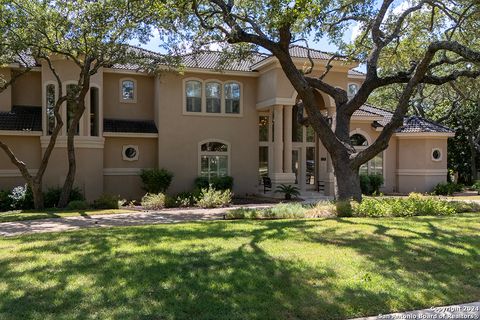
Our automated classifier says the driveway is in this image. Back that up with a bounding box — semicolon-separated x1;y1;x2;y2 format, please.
0;204;273;237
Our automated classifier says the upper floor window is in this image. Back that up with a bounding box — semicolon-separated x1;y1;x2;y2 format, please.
121;79;136;103
348;83;359;100
186;80;202;112
66;84;80;135
45;84;56;135
184;79;242;116
351;133;368;147
224;82;240;114
206;82;221;113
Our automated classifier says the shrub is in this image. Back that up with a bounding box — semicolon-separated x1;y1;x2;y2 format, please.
449;200;480;213
194;176;234;191
433;182;464;196
93;194;120;209
43;187;84;208
9;184;34;210
140;169;174;194
360;174;384;195
196;187;232;208
226;207;259;219
175;191;196;207
263;203;306;219
354;193;456;217
359;174;371;195
66;200;89;210
141;193;167;210
274;184;300;200
0;190;13;212
336;201;353;217
472;181;480;193
305;201;337;218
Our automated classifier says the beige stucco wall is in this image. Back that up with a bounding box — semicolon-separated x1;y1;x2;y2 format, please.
396;137;448;193
156;72;259;195
103;137;158;200
0;136;41;191
103;73;154;120
0;68;12;112
12;71;42;106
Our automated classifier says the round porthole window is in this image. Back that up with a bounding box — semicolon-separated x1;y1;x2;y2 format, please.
122;145;139;161
432;149;442;161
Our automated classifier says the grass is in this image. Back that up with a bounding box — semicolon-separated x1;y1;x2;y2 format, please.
0;208;133;223
0;214;479;319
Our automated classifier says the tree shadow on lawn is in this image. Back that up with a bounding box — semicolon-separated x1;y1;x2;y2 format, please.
0;216;479;319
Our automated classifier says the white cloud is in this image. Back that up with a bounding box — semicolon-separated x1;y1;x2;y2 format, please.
351;23;363;41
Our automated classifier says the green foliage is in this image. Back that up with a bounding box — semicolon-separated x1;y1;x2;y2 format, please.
8;184;33;210
66;200;89;210
448;201;480;213
0;190;13;211
472;181;480;192
226;203;307;220
194;176;234;191
354;193;457;217
141;193;167;210
93;194;120;210
274;184;300;200
140;169;174;194
433;182;464;196
336;201;353;217
175;191;196;207
360;174;384;195
195;187;232;208
44;187;84;208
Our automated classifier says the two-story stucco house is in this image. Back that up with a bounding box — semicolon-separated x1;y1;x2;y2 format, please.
0;46;454;201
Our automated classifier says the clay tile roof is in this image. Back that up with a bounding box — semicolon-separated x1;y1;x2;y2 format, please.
288;45;347;61
397;116;454;134
103;118;158;134
181;51;267;72
0;106;42;131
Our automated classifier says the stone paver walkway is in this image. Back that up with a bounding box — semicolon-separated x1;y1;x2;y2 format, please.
0;204;273;237
351;301;480;320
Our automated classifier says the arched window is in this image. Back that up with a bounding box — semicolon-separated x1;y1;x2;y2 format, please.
121;79;135;101
348;83;359;100
206;82;221;113
350;133;368;146
186;80;202;112
224;82;240;114
199;141;229;179
45;84;56;135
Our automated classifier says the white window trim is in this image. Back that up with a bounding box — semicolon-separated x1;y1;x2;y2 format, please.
198;139;231;177
183;78;243;117
431;148;443;162
122;145;139;161
119;78;137;104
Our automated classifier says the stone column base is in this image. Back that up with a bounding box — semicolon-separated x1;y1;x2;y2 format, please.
270;173;296;185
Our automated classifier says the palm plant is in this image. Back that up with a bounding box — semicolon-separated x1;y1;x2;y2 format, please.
275;184;300;200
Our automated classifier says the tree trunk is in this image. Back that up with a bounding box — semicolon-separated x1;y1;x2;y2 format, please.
58;134;76;208
31;181;44;210
333;159;362;216
469;135;478;183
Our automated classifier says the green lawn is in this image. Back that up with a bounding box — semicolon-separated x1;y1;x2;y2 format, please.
0;214;479;320
0;209;134;223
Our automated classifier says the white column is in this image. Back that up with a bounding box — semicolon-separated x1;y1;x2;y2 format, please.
273;104;283;174
283;105;293;173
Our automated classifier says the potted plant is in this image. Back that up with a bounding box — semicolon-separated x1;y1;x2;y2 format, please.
275;184;300;200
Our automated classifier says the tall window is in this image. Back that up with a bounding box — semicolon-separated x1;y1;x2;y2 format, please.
200;141;229;179
348;83;359;100
186;80;202;112
350;132;383;176
224;82;240;114
46;84;55;135
90;87;99;136
206;82;221;113
121;80;135;101
259;115;269;142
66;84;79;135
259;146;268;178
